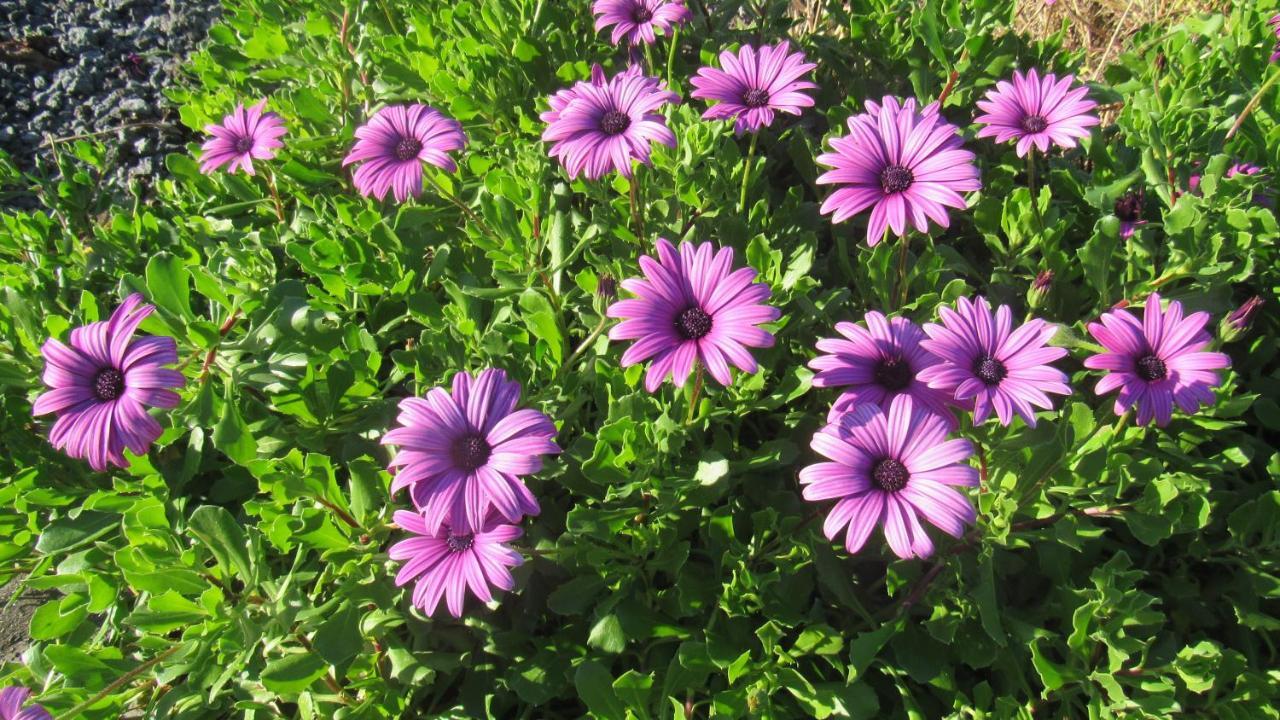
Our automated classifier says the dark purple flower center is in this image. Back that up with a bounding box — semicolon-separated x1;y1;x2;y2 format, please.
445;532;475;553
742;88;770;108
600;110;632;136
675;306;713;340
872;458;910;493
874;356;914;392
1135;354;1167;382
879;164;914;195
233;136;255;154
393;136;423;162
973;355;1007;386
1114;190;1145;222
631;5;654;22
451;433;491;471
93;367;125;402
1020;114;1048;133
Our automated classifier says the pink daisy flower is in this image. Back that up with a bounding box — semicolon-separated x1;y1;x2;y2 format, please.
973;69;1099;157
541;65;678;180
917;297;1072;427
1084;293;1231;427
0;687;51;720
1114;188;1146;238
690;41;818;135
808;311;953;423
198;100;286;176
817;96;981;246
607;237;779;392
32;294;185;471
592;0;691;46
382;369;559;535
343;104;466;203
389;509;523;618
800;395;978;560
1270;14;1280;62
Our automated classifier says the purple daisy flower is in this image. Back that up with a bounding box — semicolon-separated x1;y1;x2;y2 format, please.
917;296;1072;427
817;96;981;246
592;0;691;46
607;238;780;392
689;41;818;135
1189;162;1271;206
1114;188;1146;238
800;395;978;560
1084;293;1231;427
382;369;559;535
32;294;185;472
1270;14;1280;62
0;687;50;720
808;311;953;423
343;104;466;203
389;509;523;618
541;65;678;180
198;100;287;176
973;69;1099;157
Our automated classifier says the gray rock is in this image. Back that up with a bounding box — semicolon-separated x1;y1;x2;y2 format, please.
119;97;148;114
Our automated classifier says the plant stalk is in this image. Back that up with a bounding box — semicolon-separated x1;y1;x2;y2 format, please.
740;131;759;216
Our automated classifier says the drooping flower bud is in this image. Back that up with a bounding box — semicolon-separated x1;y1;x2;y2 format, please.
1220;296;1263;342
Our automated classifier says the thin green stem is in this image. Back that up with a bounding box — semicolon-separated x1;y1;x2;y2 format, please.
666;27;679;88
739;131;758;216
559;315;609;378
263;167;285;222
425;174;501;245
895;233;911;308
1027;149;1042;230
629;171;645;247
59;644;183;720
685;364;704;425
1227;69;1280;140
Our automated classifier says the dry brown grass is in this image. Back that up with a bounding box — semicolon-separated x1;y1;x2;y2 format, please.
1014;0;1226;77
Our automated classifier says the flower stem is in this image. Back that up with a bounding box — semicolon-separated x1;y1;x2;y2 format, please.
559;315;609;378
666;27;679;87
425;173;501;246
59;643;184;719
739;131;759;217
895;233;911;308
264;167;285;222
1227;69;1280;140
629;170;645;247
685;364;704;425
1027;149;1042;230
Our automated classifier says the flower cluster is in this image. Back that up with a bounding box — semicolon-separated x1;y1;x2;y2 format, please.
801;293;1230;560
381;368;559;617
25;0;1249;646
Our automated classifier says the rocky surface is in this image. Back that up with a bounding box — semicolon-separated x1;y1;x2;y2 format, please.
0;577;54;663
1;0;220;192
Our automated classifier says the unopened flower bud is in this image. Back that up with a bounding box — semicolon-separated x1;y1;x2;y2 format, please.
597;274;618;301
1029;270;1054;308
1220;296;1263;342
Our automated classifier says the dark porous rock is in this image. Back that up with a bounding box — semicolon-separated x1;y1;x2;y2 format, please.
0;0;221;204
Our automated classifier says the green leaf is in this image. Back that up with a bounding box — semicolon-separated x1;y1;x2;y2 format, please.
261;653;328;694
588;613;626;654
36;512;117;554
187;505;258;587
574;660;626;720
213;392;257;465
144;252;194;321
313;602;364;671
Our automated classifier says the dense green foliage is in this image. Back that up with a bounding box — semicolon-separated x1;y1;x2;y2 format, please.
1;0;1278;717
